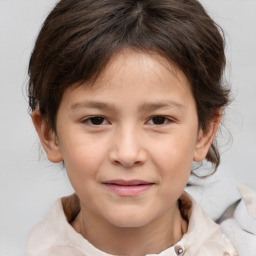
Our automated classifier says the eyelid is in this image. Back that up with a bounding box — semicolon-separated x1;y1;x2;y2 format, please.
81;116;110;126
146;115;174;125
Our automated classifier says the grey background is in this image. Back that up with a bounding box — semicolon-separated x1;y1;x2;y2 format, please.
0;0;255;255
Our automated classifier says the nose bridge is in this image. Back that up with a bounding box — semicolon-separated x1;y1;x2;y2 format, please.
110;123;145;167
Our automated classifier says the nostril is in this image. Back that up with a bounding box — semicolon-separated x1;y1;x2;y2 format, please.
134;160;144;166
111;159;143;168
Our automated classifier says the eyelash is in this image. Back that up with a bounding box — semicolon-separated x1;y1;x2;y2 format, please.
82;116;109;126
147;116;173;126
82;115;173;126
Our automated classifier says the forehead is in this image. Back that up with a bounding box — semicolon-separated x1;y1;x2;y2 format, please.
61;49;194;109
98;49;189;88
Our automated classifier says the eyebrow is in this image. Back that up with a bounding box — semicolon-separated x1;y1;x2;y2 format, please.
138;100;185;112
71;101;115;112
70;100;184;112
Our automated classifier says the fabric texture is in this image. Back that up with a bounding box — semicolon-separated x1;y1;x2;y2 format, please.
219;184;256;256
25;192;237;256
186;170;256;256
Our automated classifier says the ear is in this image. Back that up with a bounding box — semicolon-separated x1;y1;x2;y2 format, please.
32;109;63;163
193;112;221;162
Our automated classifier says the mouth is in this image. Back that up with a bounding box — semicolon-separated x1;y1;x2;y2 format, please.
102;180;155;196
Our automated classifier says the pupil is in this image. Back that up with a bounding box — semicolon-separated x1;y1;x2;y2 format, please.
152;116;165;125
91;117;104;125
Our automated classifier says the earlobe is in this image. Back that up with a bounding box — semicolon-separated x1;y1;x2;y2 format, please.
32;109;63;163
193;114;221;162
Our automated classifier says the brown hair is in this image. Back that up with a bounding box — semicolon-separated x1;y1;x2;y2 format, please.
28;0;229;171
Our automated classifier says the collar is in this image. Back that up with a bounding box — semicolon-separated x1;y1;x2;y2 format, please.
27;192;237;256
60;192;237;256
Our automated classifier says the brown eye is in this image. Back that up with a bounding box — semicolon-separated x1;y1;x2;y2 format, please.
90;117;105;125
151;116;167;125
83;116;107;125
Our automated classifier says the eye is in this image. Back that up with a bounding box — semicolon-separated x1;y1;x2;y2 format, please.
148;116;170;125
82;116;108;126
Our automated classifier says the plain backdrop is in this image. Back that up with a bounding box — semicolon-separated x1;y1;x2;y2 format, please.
0;0;256;255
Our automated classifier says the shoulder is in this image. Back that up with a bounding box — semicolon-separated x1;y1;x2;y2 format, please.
179;192;237;256
25;197;66;255
25;194;88;256
219;184;256;255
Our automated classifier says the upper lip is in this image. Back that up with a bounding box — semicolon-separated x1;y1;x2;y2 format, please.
102;180;154;186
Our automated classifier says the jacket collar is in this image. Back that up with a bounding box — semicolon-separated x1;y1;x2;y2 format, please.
60;192;237;255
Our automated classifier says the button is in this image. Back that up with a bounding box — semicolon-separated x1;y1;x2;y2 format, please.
174;244;185;256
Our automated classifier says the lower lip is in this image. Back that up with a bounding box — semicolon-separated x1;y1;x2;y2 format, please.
103;184;154;196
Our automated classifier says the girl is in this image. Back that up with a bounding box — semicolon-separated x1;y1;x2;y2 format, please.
25;0;238;255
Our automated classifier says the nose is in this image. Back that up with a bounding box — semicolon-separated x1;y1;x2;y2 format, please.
109;125;147;168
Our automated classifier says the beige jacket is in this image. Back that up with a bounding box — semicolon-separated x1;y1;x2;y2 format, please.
25;192;237;256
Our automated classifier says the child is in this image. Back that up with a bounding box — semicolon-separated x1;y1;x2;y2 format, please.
25;0;238;255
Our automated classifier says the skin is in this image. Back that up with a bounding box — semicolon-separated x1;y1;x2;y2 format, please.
33;49;219;256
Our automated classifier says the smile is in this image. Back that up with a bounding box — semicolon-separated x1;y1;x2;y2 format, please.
102;180;155;196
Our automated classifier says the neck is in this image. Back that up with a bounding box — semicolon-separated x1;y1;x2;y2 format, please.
72;203;187;256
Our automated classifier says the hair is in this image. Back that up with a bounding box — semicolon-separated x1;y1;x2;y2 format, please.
28;0;230;172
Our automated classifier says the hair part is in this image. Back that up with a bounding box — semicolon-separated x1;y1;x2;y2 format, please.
28;0;230;172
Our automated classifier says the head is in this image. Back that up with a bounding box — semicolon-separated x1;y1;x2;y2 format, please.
28;0;229;231
28;0;229;173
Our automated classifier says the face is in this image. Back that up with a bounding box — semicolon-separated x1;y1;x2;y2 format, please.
34;49;216;229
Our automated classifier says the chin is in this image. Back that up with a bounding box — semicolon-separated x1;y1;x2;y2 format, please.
106;211;155;229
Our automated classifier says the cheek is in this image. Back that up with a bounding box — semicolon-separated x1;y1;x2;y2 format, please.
151;133;196;179
60;140;107;186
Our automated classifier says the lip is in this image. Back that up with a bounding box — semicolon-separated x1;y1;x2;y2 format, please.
102;179;155;196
